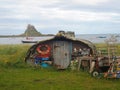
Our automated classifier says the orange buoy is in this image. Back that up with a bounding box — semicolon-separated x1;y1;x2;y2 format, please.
37;45;51;58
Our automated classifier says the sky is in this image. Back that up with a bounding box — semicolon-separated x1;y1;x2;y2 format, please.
0;0;120;35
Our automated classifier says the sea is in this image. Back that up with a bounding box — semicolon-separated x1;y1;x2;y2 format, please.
0;34;120;44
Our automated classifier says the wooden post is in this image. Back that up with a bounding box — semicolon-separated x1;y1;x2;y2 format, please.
89;61;95;73
107;44;111;64
77;57;82;71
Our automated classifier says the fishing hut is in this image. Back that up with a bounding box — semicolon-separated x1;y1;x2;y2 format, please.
25;31;97;69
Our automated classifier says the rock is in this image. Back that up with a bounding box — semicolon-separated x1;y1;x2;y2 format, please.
22;24;42;36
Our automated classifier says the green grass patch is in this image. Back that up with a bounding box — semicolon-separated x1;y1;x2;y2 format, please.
0;44;120;90
95;43;120;56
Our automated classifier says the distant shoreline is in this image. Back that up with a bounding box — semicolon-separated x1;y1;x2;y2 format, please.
0;34;55;38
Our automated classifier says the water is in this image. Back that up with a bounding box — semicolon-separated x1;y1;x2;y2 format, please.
0;36;54;44
0;34;120;44
76;34;120;43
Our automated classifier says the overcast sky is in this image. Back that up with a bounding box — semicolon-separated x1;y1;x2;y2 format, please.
0;0;120;35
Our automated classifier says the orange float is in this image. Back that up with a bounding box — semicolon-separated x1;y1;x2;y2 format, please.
37;45;51;58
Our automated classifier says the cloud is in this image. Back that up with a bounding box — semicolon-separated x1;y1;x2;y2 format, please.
70;0;109;5
0;0;119;22
0;0;120;35
0;14;30;20
37;8;120;23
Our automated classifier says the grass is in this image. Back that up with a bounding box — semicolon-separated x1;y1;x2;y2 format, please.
0;44;120;90
95;43;120;56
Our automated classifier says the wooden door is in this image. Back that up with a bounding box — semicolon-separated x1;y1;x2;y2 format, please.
53;41;72;69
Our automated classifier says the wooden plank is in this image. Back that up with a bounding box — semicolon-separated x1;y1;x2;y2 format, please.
77;58;81;71
78;56;94;60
